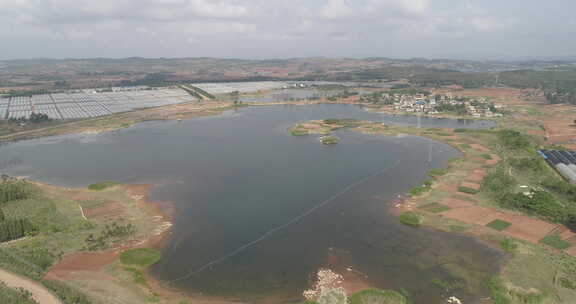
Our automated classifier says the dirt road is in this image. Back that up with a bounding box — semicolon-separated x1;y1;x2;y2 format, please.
0;268;62;304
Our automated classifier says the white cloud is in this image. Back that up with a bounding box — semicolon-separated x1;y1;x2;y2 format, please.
469;16;515;32
0;0;566;59
319;0;352;19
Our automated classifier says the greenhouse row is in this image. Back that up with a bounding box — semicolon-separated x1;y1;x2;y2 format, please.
1;88;195;120
193;81;289;94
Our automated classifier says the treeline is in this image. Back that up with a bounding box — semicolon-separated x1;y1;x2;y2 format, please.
8;113;51;124
321;66;496;88
0;180;38;242
409;69;495;88
499;69;576;104
0;218;36;242
0;180;34;204
118;72;174;87
1;89;49;98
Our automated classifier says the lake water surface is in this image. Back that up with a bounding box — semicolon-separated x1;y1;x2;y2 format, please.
0;105;501;303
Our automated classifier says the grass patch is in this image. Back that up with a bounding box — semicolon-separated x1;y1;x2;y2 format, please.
489;276;511;304
539;234;572;250
123;266;147;285
418;202;451;213
489;276;546;304
88;181;120;191
451;194;478;202
349;289;407;304
481;154;493;160
290;128;308;136
458;186;479;195
78;199;110;209
486;219;512;231
120;248;161;268
449;225;468;232
500;239;518;253
428;168;448;177
399;212;421;227
410;180;433;196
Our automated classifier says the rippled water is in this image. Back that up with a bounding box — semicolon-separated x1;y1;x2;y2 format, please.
0;105;501;303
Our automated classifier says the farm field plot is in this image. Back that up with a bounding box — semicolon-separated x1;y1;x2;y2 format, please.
1;88;196;120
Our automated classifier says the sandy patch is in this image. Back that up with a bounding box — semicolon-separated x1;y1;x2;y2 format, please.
470;143;490;152
485;155;501;166
83;201;125;220
467;169;487;182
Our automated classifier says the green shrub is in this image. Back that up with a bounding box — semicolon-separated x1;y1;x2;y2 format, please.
481;154;493;160
349;289;407;304
430;278;464;292
558;277;576;290
120;248;161;268
87;181;120;191
498;129;531;150
500;190;576;224
486;219;512;231
454;128;467;133
0;281;38;304
85;222;135;251
539;234;572;250
509;157;546;172
458;186;479;194
399;212;421;227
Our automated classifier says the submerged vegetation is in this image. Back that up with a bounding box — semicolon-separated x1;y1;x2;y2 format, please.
320;135;340;145
399;212;421;227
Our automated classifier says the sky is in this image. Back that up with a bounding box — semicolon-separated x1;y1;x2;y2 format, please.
0;0;575;60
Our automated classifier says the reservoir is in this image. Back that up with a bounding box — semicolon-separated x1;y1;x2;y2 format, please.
0;104;501;303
